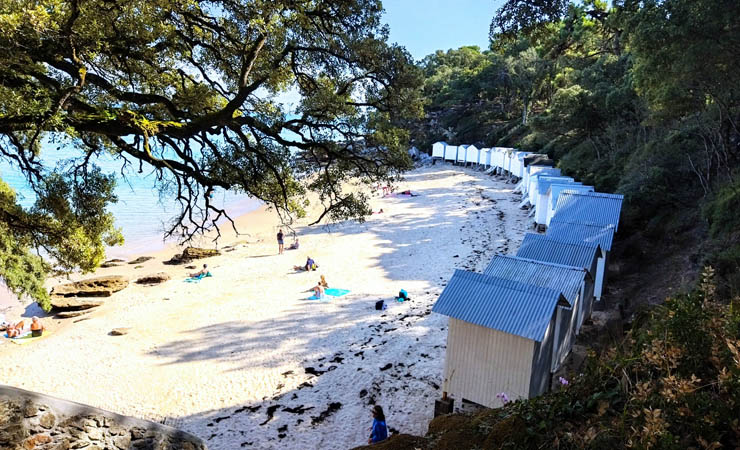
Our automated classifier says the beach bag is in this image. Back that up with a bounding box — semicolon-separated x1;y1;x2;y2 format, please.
375;300;385;311
397;289;409;302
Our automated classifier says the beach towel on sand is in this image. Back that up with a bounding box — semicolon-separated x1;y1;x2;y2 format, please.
4;330;51;345
184;272;213;283
324;288;350;297
307;289;350;301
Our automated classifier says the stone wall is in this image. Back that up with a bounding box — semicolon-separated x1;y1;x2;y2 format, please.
0;385;206;450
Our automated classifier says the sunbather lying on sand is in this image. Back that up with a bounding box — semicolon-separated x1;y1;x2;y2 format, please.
6;320;26;338
399;190;419;197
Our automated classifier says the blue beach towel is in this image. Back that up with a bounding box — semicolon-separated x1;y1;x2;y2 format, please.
324;288;350;297
184;272;213;283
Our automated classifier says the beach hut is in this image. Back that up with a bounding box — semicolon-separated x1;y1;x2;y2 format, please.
490;148;504;173
433;270;571;408
510;152;530;180
484;255;593;362
479;147;492;168
465;145;480;166
547;221;616;302
533;176;576;227
546;184;594;226
552;191;624;232
432;142;447;160
444;144;458;163
527;169;562;208
516;234;600;329
521;155;555;194
502;148;515;176
456;145;469;165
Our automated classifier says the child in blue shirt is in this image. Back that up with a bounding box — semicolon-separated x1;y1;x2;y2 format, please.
368;405;388;444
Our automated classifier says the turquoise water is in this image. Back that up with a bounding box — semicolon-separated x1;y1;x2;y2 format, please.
0;148;261;258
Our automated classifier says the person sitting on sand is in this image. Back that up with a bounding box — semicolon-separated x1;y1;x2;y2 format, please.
288;238;300;250
305;257;318;271
30;317;45;337
312;283;325;299
319;275;328;288
372;209;384;214
190;264;209;278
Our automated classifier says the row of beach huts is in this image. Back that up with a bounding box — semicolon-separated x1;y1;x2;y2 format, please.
429;141;624;410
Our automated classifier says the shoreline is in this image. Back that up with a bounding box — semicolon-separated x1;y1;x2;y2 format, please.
0;165;530;450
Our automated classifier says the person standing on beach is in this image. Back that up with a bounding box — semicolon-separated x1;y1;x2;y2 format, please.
277;229;284;255
368;405;388;444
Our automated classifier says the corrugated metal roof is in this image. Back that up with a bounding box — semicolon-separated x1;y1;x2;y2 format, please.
546;220;616;251
553;191;624;231
432;270;566;342
550;184;593;209
536;176;576;195
483;255;587;304
516;233;600;275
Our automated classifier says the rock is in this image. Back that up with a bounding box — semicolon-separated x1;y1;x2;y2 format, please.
50;276;129;299
182;247;220;259
39;412;55;428
50;298;104;311
134;273;171;285
100;261;123;268
113;435;131;449
110;328;130;336
128;256;154;265
56;310;91;319
185;265;196;270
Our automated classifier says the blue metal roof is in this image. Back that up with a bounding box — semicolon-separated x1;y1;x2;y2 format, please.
529;168;562;178
546;220;616;251
550;184;593;209
516;233;600;275
535;176;576;195
432;270;567;342
552;191;624;231
483;255;587;304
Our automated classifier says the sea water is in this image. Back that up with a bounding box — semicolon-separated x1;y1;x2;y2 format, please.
0;148;261;259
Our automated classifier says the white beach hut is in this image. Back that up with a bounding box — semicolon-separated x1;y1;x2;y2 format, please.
521;155;555;195
534;176;576;226
510;152;529;180
479;147;492;168
433;270;571;408
444;144;458;163
546;184;594;226
491;148;504;173
527;168;561;207
517;234;601;332
547;221;616;303
432;141;447;160
465;145;480;166
456;145;469;165
484;255;593;363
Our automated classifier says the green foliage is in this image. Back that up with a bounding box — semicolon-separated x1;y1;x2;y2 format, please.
414;269;740;449
0;0;423;307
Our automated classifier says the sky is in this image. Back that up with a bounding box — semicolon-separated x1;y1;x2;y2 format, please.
382;0;505;61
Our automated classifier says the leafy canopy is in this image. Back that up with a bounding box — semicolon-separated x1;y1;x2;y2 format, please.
0;0;423;308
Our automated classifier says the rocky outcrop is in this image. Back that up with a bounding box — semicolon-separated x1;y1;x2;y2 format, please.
49;298;104;310
128;256;154;265
50;276;129;299
0;385;206;450
101;259;125;268
164;247;220;265
135;273;171;285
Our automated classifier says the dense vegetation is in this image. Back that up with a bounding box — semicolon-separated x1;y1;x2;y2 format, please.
0;0;422;309
357;267;740;450
410;0;740;297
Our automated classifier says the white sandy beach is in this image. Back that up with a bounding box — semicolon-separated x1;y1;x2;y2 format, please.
0;165;529;449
